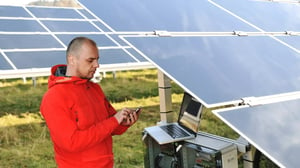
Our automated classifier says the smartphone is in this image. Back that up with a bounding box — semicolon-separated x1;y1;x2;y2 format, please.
134;107;141;114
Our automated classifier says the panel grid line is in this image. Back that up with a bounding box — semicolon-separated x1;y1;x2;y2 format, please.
0;17;98;22
74;8;141;62
209;0;300;53
0;49;17;70
1;46;132;53
23;6;67;48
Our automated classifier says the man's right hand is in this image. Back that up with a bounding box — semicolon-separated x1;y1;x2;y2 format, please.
114;108;130;124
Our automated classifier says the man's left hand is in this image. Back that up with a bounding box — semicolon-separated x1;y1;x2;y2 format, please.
121;108;140;126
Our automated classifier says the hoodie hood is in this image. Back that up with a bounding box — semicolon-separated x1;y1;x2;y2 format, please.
48;64;88;88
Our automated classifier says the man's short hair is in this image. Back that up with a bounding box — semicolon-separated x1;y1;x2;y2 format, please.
66;37;97;61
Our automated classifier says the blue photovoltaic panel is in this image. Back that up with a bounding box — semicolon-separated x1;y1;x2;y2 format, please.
0;6;30;17
78;1;300;167
0;53;12;70
210;0;300;50
5;49;133;69
92;21;111;32
0;4;147;74
125;36;300;106
41;20;100;32
27;7;84;19
214;99;300;168
56;34;117;47
211;0;300;31
6;51;66;69
100;49;136;64
80;0;256;32
278;36;300;51
126;48;148;62
0;0;299;167
0;20;46;32
0;35;63;49
78;9;96;19
108;34;129;46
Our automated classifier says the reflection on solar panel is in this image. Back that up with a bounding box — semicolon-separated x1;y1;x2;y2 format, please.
124;35;300;106
0;5;152;79
213;99;300;168
1;0;300;167
79;0;300;167
80;0;257;32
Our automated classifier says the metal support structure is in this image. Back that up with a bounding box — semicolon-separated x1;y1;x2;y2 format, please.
243;147;255;168
157;70;173;123
240;91;300;107
0;62;154;80
32;77;37;87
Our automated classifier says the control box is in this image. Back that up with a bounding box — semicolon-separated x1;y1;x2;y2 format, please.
143;132;180;168
143;130;239;168
181;132;238;168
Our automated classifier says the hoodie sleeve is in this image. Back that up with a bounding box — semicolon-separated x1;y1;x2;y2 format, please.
40;87;120;153
104;97;129;135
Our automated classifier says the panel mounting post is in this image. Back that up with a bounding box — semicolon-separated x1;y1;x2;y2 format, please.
157;70;174;123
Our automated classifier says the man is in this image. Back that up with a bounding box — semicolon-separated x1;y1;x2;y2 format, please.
40;37;140;168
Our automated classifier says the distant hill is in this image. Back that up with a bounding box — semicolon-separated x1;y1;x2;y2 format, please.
28;0;81;7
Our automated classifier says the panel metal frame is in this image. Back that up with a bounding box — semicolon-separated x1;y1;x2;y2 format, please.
0;5;153;79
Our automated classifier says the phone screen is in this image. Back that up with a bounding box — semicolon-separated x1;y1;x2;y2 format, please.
135;107;141;114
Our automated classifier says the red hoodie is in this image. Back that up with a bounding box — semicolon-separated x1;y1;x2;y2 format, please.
40;65;129;168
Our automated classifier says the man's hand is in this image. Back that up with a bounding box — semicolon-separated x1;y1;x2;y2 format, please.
114;108;141;126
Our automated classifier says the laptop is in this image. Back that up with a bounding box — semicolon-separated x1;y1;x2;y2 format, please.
145;92;203;144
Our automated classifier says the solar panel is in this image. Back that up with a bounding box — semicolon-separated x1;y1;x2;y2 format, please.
56;34;116;47
0;34;62;49
0;20;46;32
124;36;300;106
213;99;300;168
209;0;300;51
0;5;152;79
211;0;300;31
79;0;257;32
278;36;300;51
77;9;96;19
99;49;138;64
41;20;100;32
0;52;12;70
78;0;300;167
27;6;84;18
6;51;65;69
0;6;31;17
1;0;299;167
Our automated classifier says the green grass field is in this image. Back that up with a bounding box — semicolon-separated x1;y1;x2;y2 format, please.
0;69;238;168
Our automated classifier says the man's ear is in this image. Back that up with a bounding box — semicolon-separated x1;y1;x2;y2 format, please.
67;55;75;65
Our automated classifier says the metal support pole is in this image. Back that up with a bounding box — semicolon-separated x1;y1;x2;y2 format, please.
112;71;116;79
32;77;36;87
22;77;27;83
243;145;255;168
157;70;174;123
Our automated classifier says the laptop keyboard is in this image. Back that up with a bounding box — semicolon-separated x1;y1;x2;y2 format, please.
160;124;190;139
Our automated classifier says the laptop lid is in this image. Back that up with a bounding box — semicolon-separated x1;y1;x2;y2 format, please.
177;92;202;135
144;92;203;144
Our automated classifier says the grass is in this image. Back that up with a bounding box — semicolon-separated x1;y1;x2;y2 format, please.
0;69;238;167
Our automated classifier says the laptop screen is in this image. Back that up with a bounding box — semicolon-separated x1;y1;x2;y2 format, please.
186;99;201;117
178;92;202;133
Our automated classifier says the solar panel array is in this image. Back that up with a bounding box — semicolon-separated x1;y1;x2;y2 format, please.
1;0;300;167
0;5;152;79
214;98;300;168
79;0;300;167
